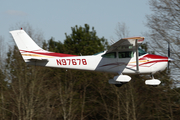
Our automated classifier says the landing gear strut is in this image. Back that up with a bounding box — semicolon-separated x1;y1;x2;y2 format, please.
145;73;161;85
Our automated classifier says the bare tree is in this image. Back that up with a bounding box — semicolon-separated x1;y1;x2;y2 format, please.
51;69;79;120
146;0;180;81
0;36;8;119
115;22;130;39
146;1;180;119
0;36;6;66
4;24;47;120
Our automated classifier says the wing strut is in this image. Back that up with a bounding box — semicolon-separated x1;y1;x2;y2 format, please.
135;39;139;73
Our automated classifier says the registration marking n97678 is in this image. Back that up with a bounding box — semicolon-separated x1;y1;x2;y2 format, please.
56;59;87;65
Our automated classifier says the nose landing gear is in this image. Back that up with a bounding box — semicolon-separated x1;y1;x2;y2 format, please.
145;74;161;86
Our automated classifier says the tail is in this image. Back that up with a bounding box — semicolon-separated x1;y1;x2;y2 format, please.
10;29;77;63
10;29;49;62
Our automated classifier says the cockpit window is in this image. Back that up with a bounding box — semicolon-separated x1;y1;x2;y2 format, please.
138;48;147;56
119;51;134;58
102;52;116;58
101;48;146;58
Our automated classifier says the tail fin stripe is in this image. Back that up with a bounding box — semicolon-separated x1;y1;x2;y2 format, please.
20;50;77;57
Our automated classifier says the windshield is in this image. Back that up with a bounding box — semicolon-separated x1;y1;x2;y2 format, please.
138;48;147;56
93;51;104;55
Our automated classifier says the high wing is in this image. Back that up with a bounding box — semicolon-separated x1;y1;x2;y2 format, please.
107;37;144;53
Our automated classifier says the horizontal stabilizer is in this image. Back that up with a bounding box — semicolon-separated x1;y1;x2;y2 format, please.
29;58;49;61
24;58;49;63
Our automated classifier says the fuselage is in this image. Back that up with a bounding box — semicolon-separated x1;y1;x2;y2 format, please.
10;29;169;76
10;29;169;86
25;50;168;75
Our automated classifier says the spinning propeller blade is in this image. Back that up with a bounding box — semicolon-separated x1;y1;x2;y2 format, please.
167;41;174;71
168;42;170;70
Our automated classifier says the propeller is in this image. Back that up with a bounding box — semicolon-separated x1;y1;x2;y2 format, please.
168;42;170;58
168;41;170;70
167;41;174;71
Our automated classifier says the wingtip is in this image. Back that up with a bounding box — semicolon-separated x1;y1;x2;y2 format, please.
123;36;144;40
121;37;144;43
9;29;24;33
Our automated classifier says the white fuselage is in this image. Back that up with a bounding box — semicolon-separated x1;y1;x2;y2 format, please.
26;51;168;75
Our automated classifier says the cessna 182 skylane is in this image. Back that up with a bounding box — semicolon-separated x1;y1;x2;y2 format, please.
10;29;173;87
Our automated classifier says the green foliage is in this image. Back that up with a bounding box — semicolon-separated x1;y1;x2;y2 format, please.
43;37;65;53
64;24;108;55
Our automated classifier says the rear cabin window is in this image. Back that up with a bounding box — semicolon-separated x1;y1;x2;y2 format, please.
119;51;134;58
102;52;116;58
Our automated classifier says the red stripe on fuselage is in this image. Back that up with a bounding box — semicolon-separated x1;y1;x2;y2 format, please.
99;54;168;68
128;59;168;68
139;54;168;61
20;50;77;57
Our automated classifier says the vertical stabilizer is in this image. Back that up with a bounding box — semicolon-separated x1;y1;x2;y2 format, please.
10;29;49;62
10;30;42;51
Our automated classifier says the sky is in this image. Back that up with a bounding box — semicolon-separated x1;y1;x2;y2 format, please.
0;0;151;45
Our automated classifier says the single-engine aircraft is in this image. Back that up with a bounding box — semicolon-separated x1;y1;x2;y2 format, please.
10;29;174;87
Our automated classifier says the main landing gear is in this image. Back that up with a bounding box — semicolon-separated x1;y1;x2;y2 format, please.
109;74;131;87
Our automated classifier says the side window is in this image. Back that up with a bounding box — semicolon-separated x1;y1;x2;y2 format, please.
119;51;133;58
102;52;116;58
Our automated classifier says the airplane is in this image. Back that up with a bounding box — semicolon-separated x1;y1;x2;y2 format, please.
9;29;174;87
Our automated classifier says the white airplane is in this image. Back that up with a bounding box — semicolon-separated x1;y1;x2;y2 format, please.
10;29;173;87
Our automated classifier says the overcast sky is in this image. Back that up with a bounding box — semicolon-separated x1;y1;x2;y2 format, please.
1;0;151;45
